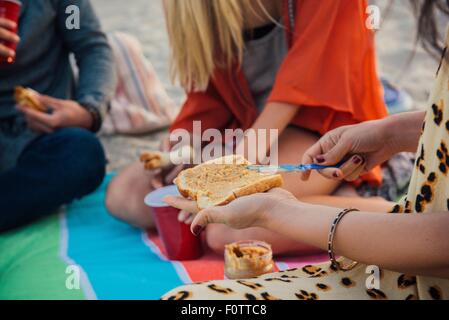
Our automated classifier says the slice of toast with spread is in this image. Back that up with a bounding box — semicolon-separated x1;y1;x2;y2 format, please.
175;155;283;209
14;86;46;112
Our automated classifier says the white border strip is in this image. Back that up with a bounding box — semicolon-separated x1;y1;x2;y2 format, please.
58;210;97;300
141;232;193;284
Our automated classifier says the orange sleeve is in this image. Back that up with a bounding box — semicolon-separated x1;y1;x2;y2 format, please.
269;0;387;130
269;0;387;185
170;84;233;134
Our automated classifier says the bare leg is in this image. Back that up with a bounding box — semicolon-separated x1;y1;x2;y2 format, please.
206;127;392;255
105;162;155;229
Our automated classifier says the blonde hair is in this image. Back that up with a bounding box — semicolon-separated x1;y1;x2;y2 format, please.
164;0;273;92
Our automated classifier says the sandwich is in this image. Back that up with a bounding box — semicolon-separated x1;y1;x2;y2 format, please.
174;155;283;209
140;145;195;170
14;86;46;112
140;151;169;170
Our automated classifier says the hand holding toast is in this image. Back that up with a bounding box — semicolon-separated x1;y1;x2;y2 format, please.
165;188;297;235
140;151;170;170
16;94;93;133
141;137;182;189
141;141;194;188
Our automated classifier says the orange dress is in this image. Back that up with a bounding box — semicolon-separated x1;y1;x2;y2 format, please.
170;0;387;185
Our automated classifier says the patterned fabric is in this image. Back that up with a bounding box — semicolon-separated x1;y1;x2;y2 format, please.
162;263;420;301
102;32;178;135
161;28;449;301
357;153;415;202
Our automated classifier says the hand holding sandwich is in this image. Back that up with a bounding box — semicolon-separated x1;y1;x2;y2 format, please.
17;94;93;133
165;188;298;235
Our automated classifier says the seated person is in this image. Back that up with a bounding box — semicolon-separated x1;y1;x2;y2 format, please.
106;0;392;255
0;0;116;232
161;1;449;300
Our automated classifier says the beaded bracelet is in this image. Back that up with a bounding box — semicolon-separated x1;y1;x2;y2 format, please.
328;208;360;271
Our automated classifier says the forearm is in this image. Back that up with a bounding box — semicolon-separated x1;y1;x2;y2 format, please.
239;102;298;161
251;102;298;132
383;111;425;153
261;203;449;277
301;195;394;213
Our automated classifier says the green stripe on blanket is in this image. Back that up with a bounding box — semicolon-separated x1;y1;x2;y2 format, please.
0;213;86;300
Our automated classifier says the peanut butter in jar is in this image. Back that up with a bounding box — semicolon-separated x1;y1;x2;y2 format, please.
224;240;274;279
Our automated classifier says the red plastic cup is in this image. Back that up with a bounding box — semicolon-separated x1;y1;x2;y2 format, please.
145;185;203;261
0;0;21;65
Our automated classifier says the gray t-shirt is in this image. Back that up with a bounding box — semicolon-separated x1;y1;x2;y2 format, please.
242;23;288;113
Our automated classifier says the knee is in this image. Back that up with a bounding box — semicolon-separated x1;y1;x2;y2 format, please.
57;128;106;192
105;162;153;216
105;164;141;216
61;128;105;164
105;173;155;229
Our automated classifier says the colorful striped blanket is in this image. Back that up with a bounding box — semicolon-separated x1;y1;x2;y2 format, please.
0;175;328;300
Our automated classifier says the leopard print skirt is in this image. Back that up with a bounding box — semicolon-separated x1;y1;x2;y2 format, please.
161;262;425;300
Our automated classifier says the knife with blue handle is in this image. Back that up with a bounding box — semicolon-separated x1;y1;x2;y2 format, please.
247;162;345;173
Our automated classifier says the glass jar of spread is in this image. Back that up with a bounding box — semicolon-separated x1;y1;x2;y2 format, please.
224;240;274;279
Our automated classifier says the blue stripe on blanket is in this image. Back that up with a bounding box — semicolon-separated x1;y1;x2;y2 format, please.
63;174;183;300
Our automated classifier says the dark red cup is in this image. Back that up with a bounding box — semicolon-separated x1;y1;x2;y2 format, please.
0;0;21;65
145;185;203;261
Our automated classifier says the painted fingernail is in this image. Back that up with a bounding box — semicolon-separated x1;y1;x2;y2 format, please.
316;156;325;163
333;171;340;178
192;225;204;236
353;156;362;165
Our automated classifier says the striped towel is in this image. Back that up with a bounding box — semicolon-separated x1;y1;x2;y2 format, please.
0;174;330;299
102;32;179;135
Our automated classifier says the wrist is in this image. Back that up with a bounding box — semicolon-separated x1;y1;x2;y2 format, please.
382;111;424;153
258;199;302;229
79;102;103;133
80;107;94;130
378;117;399;153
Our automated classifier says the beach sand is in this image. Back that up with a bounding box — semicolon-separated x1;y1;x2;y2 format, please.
92;0;446;171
